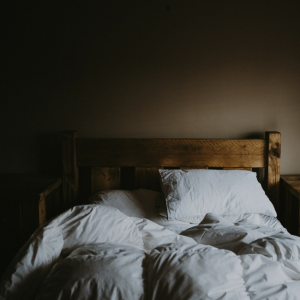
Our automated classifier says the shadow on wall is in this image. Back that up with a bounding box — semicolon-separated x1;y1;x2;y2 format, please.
242;132;265;139
37;132;62;175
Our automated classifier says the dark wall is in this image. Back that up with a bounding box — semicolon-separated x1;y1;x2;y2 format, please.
1;0;299;174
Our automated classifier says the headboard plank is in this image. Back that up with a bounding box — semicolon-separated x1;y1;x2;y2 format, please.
180;167;209;170
91;167;120;194
223;167;252;171
76;139;267;168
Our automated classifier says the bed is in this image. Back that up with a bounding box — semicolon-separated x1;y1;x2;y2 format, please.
2;131;300;300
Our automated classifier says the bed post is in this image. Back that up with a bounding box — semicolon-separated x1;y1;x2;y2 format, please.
62;131;78;209
265;131;281;213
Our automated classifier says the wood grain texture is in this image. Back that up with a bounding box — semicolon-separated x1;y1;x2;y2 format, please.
76;139;267;168
223;167;252;171
91;167;120;194
281;176;300;199
39;178;62;198
180;167;209;170
265;132;281;210
64;132;281;211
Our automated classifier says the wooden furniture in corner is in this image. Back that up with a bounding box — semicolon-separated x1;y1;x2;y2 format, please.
62;131;281;215
280;175;300;236
0;174;63;276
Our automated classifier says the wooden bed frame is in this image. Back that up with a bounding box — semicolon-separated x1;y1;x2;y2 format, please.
62;131;281;217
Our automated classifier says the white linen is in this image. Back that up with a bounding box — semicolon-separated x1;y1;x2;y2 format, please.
89;188;285;236
159;195;288;234
89;189;191;227
237;233;300;260
58;205;144;255
147;243;250;300
35;243;146;300
162;224;195;234
235;213;289;233
181;213;267;253
0;225;63;300
89;189;164;218
0;205;144;300
131;217;196;251
159;169;277;222
1;205;299;300
238;234;300;299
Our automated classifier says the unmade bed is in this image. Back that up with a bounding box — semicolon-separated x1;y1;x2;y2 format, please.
1;131;300;300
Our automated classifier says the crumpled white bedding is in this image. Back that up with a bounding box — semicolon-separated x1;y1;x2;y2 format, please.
89;188;288;236
0;205;299;300
89;189;193;227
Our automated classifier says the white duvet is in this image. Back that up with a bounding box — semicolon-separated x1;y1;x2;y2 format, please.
0;205;299;300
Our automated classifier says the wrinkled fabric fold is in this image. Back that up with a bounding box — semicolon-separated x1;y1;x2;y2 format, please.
1;206;300;300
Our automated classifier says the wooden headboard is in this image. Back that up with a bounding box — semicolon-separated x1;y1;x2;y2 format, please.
62;131;281;213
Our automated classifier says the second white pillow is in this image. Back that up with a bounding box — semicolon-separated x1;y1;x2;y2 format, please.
159;169;276;221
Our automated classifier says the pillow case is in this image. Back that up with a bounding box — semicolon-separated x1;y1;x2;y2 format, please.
158;198;205;223
159;169;276;221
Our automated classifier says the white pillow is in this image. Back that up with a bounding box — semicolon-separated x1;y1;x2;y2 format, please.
158;198;206;223
159;169;276;221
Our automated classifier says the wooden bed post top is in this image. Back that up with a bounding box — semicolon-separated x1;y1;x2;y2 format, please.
62;131;281;212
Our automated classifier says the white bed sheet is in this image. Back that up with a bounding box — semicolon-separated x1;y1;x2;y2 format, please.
89;189;193;228
0;204;298;300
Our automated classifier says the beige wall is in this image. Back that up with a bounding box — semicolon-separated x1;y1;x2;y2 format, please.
1;1;299;174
